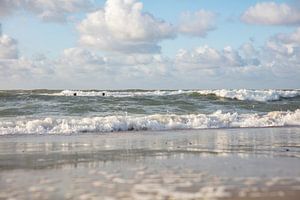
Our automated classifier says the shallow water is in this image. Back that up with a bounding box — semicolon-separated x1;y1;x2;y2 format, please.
1;128;300;200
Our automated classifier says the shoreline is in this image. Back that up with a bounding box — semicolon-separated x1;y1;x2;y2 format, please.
1;127;300;199
1;125;300;138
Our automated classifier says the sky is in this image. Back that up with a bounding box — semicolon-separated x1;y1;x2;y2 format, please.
0;0;300;89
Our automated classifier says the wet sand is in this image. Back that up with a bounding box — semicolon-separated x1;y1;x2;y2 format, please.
1;127;300;199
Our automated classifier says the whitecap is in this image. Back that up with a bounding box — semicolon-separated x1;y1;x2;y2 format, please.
197;89;300;102
1;109;299;135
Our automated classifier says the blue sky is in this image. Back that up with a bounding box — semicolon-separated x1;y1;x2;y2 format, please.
0;0;300;89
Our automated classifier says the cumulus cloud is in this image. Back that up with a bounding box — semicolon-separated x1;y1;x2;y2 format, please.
1;22;300;89
241;2;300;25
27;0;93;22
173;28;300;88
0;33;53;87
54;28;300;88
266;27;300;56
50;48;173;89
263;28;300;78
0;0;93;22
0;31;174;89
240;43;261;66
0;57;54;87
175;45;246;71
173;44;279;88
55;47;108;77
178;10;217;37
274;27;300;45
240;42;259;58
61;48;106;66
78;0;176;54
0;34;18;59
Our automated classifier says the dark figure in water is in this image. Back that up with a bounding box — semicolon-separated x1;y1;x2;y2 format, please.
73;93;77;96
102;92;105;96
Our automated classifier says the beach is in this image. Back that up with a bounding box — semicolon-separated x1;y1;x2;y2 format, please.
1;127;300;199
1;0;300;198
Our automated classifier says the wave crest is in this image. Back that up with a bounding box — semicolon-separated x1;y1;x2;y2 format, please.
49;89;300;102
55;90;188;97
197;89;300;102
1;110;299;135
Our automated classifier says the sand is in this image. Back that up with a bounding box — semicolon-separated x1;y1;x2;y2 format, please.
0;127;300;200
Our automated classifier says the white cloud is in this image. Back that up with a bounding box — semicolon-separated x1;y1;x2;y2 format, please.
0;0;93;22
266;27;300;56
178;10;217;37
56;47;108;76
0;57;54;85
0;34;54;87
0;0;20;17
27;0;93;22
61;48;106;66
0;34;18;59
241;2;300;25
240;42;259;58
263;28;300;78
175;45;246;71
173;28;300;88
55;28;300;88
240;43;261;66
78;0;176;54
174;44;283;88
1;27;300;89
274;27;300;45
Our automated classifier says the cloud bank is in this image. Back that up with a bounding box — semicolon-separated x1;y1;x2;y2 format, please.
1;27;300;89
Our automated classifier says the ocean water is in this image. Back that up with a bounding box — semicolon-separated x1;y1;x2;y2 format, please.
0;89;300;135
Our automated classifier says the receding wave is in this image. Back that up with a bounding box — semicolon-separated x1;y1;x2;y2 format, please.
47;89;300;102
1;110;299;135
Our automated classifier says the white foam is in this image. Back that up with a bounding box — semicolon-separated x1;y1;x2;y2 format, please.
48;89;300;102
197;89;300;102
1;110;299;135
53;90;189;97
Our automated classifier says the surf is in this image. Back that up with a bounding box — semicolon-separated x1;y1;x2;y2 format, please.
1;109;299;135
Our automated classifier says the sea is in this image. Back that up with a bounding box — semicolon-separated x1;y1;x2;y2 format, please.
0;89;300;135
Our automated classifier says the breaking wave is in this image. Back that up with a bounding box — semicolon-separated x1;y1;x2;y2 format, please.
53;90;189;97
1;110;299;135
197;89;300;102
49;89;300;102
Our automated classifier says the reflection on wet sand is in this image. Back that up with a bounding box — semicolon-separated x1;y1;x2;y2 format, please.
0;127;300;199
1;127;299;170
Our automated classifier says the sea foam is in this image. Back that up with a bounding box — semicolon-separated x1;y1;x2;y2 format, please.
55;90;188;97
1;110;299;135
51;89;300;102
197;89;300;102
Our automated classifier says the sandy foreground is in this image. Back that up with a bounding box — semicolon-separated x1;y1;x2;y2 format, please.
0;127;300;200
